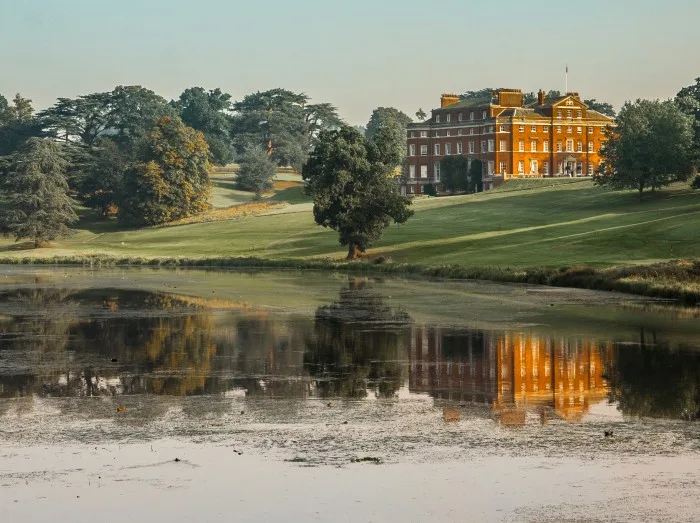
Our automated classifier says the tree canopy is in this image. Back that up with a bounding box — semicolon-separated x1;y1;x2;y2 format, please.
235;145;276;197
0;93;37;156
119;116;212;225
172;87;235;166
584;99;616;117
676;77;700;163
1;138;78;247
303;126;413;259
595;99;694;197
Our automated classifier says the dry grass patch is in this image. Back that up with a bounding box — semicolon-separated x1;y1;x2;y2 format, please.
161;201;287;227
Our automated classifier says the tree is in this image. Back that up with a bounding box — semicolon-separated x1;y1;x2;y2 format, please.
231;88;309;167
460;88;496;102
365;107;412;141
119;116;212;226
595;99;694;198
1;138;78;247
172;87;235;166
440;156;469;193
676;77;700;163
469;159;483;192
303;126;414;259
0;93;38;156
585;99;616;117
305;102;343;145
415;108;427;121
79;138;127;215
365;107;413;169
236;145;276;197
423;183;437;196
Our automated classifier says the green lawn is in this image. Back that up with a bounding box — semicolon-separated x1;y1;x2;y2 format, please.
2;181;699;268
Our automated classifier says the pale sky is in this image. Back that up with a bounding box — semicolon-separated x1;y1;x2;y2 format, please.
1;0;699;125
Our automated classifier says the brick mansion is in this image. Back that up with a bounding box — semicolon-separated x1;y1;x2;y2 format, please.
403;88;615;195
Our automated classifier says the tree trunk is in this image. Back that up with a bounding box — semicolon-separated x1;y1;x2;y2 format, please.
34;238;42;249
347;242;361;260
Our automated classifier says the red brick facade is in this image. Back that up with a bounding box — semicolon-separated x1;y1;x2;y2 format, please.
403;89;615;195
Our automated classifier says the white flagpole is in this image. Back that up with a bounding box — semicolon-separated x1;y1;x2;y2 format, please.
566;63;568;94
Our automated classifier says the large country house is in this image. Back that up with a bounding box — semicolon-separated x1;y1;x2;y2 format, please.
404;88;615;195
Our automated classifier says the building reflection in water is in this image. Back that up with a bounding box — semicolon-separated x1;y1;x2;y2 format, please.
409;327;611;424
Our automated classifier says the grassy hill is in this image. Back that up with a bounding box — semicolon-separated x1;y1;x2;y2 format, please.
1;179;699;302
1;180;698;268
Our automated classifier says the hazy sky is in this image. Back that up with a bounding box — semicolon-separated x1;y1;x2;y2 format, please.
1;0;699;125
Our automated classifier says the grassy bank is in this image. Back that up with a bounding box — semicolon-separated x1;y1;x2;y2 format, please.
1;180;699;303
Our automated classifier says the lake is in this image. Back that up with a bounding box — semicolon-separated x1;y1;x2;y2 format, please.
0;267;699;522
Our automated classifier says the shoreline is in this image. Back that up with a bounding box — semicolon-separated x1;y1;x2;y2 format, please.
0;255;698;305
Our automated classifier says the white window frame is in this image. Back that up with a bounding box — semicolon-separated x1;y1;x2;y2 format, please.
488;139;494;152
543;161;549;175
456;142;463;154
468;141;475;154
518;140;525;152
420;131;427;138
556;110;562;119
470;111;474;120
434;143;440;155
577;126;582;134
409;185;415;194
588;127;594;134
567;126;573;133
420;165;428;178
577;141;583;153
445;143;452;155
500;125;507;132
556;126;562;133
531;125;537;132
518;161;524;173
530;159;538;174
434;162;441;181
499;140;507;152
446;114;451;122
588;163;594;176
420;145;428;156
480;140;486;153
519;125;525;132
567;110;572;118
436;114;441;123
482;110;487;119
446;130;451;137
566;139;574;152
588;142;594;153
531;140;537;152
409;144;415;156
499;161;507;174
409;165;416;178
557;141;563;152
458;113;463;122
543;140;549;152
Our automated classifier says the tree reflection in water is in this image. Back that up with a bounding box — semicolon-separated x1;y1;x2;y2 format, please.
304;278;413;398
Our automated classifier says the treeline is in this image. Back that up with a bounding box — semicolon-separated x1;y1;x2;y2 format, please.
0;86;345;244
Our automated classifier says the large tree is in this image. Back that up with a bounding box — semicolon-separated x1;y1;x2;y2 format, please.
676;77;700;163
231;88;309;168
1;138;78;247
365;107;413;169
119;116;212;226
595;99;694;198
235;145;276;197
172;87;235;166
303;126;413;259
0;93;38;156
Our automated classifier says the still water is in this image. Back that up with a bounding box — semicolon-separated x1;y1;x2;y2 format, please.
1;268;699;522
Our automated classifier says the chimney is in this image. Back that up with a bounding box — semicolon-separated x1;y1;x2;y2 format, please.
537;89;546;105
440;93;460;108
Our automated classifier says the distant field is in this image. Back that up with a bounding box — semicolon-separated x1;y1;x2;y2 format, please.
2;180;699;271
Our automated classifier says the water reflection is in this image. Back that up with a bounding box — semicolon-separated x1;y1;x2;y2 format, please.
0;282;699;422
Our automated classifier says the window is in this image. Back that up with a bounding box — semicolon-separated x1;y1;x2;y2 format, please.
557;141;563;152
588;142;594;153
588;163;594;176
446;114;451;122
500;125;507;132
530;159;538;174
556;126;562;133
458;113;463;122
457;142;463;154
556;110;562;119
499;161;507;174
445;143;452;155
577;110;582;118
446;130;451;137
519;125;525;132
434;162;441;181
488;161;494;175
588;127;594;134
470;111;474;120
489;125;494;133
518;160;524;173
409;165;416;178
410;131;415;138
543;126;549;133
420;145;428;156
420;165;428;178
577;141;583;153
469;128;474;135
567;110;572;118
518;140;525;152
499;140;507;151
482;110;487;119
566;139;574;152
557;162;563;174
600;127;606;134
436;115;441;123
420;131;427;138
469;141;475;154
577;126;582;134
458;128;463;136
480;140;486;153
434;143;440;155
488;139;494;152
409;185;415;194
544;161;549;175
531;125;537;132
409;144;415;156
434;131;440;137
531;140;537;152
543;140;549;152
567;126;572;133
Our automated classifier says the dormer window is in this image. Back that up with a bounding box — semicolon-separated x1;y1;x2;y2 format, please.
482;110;487;119
436;114;441;123
446;114;451;122
458;113;463;122
470;111;474;120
